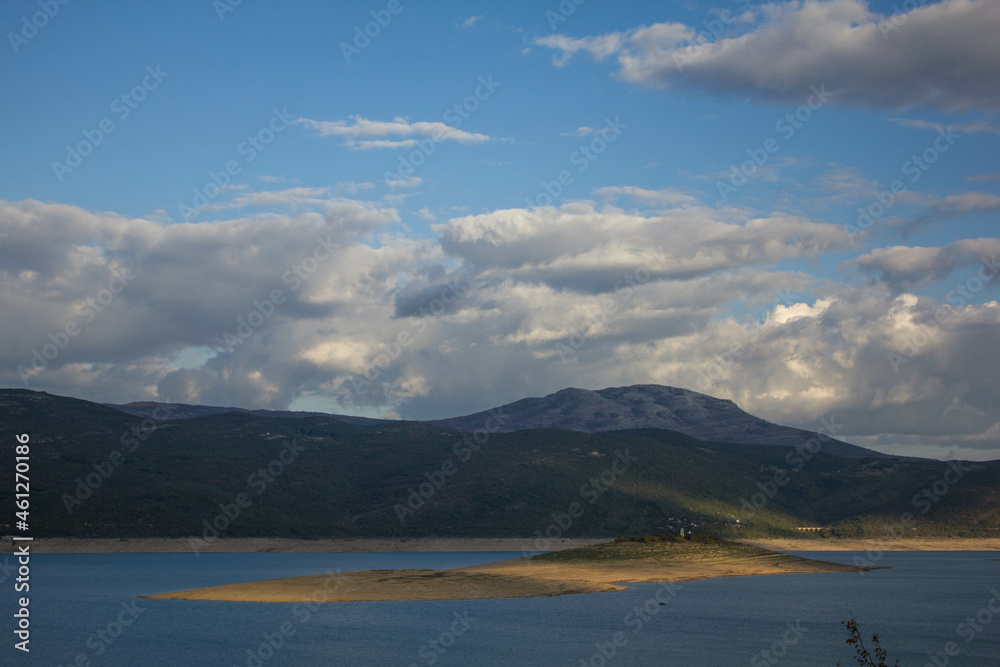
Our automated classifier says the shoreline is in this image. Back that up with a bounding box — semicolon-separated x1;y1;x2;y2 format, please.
13;537;605;554
739;537;1000;552
13;536;1000;554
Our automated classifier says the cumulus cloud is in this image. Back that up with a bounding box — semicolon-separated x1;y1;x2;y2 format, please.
435;202;849;291
0;196;404;402
295;115;491;150
385;175;422;190
843;238;1000;291
535;33;627;66
889;117;1000;135
923;193;1000;217
684;288;1000;459
3;192;999;459
860;190;1000;239
334;181;375;194
375;274;1000;459
816;167;881;199
966;173;1000;183
536;0;1000;112
593;185;699;207
206;186;335;211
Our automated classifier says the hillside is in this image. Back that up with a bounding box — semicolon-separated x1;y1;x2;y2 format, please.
105;400;387;425
432;385;884;458
1;389;997;540
105;384;886;458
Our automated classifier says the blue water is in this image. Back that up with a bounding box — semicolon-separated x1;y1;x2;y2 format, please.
1;551;998;665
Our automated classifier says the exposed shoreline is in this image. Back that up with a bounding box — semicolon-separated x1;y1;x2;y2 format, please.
142;538;877;603
15;537;604;554
15;536;999;554
739;537;1000;551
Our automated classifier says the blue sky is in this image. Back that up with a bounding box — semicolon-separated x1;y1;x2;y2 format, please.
2;0;999;459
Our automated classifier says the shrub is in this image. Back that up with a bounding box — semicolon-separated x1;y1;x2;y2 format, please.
838;617;899;667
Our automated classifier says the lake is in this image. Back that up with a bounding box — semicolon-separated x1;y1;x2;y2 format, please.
2;550;998;665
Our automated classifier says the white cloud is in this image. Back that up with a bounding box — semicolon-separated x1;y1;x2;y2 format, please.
889;117;1000;135
385;175;422;190
966;173;1000;183
535;33;626;67
436;202;849;290
334;181;375;194
593;185;698;207
4;192;999;459
816;167;880;197
844;238;1000;291
207;187;333;211
0;195;402;401
458;15;482;29
924;193;1000;217
536;0;1000;112
295;115;491;150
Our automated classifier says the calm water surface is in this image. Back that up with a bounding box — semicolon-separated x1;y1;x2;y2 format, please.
2;550;998;665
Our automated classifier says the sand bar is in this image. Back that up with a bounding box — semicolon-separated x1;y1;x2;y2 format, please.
142;538;876;603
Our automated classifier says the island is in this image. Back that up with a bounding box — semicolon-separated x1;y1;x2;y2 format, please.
142;535;877;603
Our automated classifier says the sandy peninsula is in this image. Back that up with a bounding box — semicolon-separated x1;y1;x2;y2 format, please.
142;537;874;603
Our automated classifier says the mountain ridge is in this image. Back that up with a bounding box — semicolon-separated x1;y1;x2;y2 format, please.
1;388;995;539
431;384;884;458
106;400;386;425
100;383;887;459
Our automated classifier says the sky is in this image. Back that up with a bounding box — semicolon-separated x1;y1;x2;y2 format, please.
1;0;998;460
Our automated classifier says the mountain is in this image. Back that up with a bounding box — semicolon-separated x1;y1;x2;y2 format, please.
432;385;884;458
1;388;997;540
106;384;885;459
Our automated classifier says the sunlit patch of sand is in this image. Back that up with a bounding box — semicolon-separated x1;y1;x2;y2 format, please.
142;538;875;603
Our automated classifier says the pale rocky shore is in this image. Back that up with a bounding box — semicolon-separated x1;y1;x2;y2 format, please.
18;536;999;553
18;536;604;554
